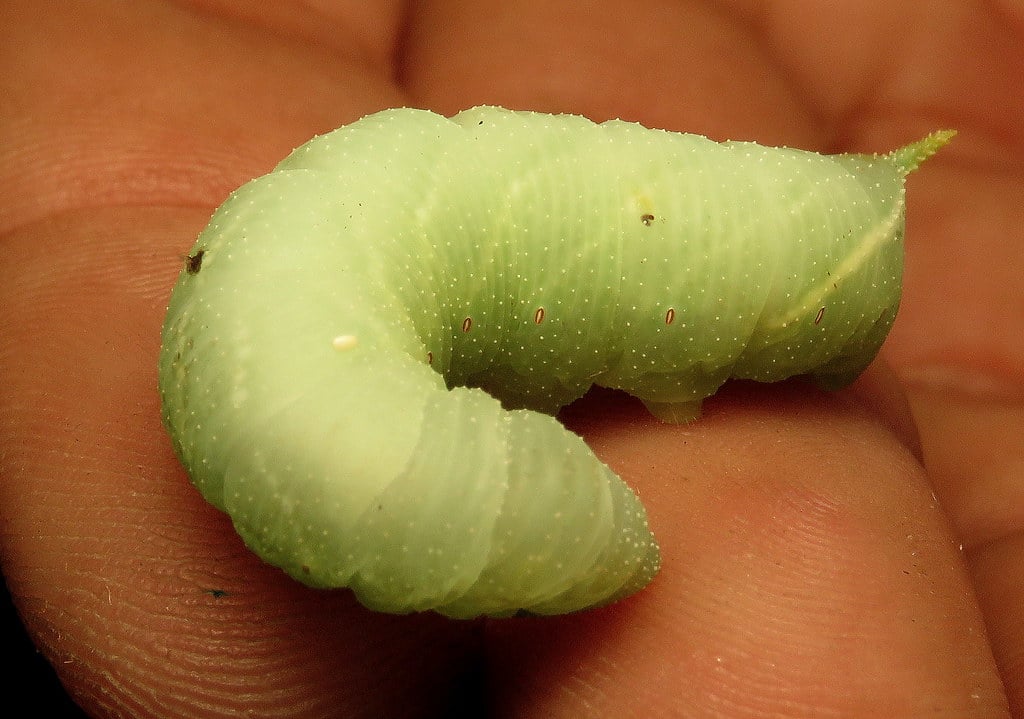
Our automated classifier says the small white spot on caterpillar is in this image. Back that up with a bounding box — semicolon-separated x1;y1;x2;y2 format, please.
462;317;472;333
332;335;358;350
534;307;545;324
665;308;675;325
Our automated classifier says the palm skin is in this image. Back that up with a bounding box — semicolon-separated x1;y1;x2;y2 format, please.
1;2;1021;717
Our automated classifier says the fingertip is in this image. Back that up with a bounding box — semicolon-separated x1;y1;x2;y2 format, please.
488;382;1007;717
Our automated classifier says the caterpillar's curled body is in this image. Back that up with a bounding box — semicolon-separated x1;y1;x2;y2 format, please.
159;106;953;618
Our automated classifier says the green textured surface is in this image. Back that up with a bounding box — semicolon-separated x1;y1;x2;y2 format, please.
158;106;951;617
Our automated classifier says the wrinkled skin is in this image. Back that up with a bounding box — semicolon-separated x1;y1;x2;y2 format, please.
1;2;1021;717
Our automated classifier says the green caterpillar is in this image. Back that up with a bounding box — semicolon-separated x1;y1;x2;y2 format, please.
158;106;952;618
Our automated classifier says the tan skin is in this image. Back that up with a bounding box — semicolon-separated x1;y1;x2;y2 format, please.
1;1;1021;717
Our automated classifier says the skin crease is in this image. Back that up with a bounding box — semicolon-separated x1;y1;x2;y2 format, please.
0;0;1021;716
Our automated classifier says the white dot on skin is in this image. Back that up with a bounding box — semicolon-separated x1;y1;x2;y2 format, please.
332;335;359;350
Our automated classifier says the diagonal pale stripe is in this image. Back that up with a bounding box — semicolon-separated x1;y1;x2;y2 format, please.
764;193;904;331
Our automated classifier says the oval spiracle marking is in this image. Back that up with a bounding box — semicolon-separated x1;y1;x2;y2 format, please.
462;317;472;333
814;307;826;325
640;214;655;226
534;307;545;325
664;308;676;325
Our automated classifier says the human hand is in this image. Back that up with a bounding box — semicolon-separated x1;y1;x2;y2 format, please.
1;2;1020;717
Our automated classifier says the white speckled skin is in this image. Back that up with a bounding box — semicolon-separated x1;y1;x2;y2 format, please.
158;107;951;618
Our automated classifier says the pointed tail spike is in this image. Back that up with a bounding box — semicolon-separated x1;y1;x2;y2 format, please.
889;129;956;175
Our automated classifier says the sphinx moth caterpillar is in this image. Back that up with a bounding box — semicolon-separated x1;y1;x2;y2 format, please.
159;106;952;618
